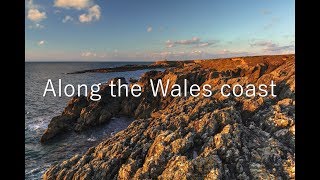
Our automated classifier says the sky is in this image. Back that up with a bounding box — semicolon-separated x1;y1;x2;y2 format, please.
25;0;295;61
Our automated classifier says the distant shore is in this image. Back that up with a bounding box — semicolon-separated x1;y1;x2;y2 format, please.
67;60;188;74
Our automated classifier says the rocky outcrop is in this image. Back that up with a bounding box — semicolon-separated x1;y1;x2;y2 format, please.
40;73;166;143
43;54;295;179
67;60;188;74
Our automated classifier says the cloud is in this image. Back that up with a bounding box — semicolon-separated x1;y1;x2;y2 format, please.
264;45;294;52
62;15;74;23
166;37;218;48
218;49;249;56
147;26;153;32
198;43;210;47
28;23;45;29
38;40;45;46
191;50;204;55
54;0;92;10
54;0;101;23
35;23;44;28
79;5;101;23
148;48;254;61
26;1;46;23
166;37;200;47
197;40;219;47
166;41;174;48
250;41;276;47
27;8;47;22
81;51;97;57
26;0;39;9
250;40;294;53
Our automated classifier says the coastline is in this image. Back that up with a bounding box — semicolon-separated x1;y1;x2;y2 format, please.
25;62;157;179
41;54;295;179
66;60;185;74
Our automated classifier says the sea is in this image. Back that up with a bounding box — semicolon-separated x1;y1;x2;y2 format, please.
25;62;159;179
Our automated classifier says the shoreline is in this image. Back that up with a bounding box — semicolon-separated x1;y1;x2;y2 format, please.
65;54;294;75
42;54;295;179
66;60;185;74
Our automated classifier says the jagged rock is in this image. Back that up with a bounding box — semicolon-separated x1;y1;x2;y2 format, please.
43;55;295;179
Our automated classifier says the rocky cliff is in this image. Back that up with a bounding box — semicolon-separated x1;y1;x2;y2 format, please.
43;54;295;179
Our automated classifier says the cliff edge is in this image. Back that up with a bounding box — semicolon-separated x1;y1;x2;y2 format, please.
43;54;295;179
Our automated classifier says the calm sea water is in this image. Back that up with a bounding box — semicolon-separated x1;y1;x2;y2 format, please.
25;62;157;179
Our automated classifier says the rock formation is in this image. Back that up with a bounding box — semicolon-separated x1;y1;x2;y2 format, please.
67;60;187;74
42;54;295;179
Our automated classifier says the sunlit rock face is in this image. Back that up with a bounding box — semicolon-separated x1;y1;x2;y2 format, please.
43;55;295;179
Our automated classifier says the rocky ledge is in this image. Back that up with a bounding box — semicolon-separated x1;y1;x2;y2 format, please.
43;54;295;179
67;60;188;74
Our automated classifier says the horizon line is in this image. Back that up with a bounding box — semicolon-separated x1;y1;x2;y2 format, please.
25;53;295;63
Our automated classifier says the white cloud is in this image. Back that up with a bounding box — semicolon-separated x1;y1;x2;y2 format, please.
99;54;107;58
26;0;38;9
28;23;45;29
147;48;254;60
166;40;174;48
250;40;294;54
27;8;47;22
62;15;74;23
38;40;45;46
54;0;92;10
26;0;46;22
54;0;101;23
166;37;200;48
81;51;97;57
147;26;152;32
79;5;101;23
198;42;210;47
176;37;200;45
191;50;203;54
264;45;294;52
166;37;218;48
197;41;219;47
250;41;276;48
35;23;44;28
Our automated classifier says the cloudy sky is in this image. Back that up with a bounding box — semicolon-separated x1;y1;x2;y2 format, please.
25;0;295;61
